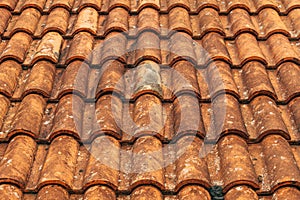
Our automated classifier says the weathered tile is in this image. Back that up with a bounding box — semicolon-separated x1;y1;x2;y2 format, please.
84;136;120;189
178;185;211;200
0;32;32;63
50;94;84;140
72;7;98;35
84;186;116;200
9;94;46;138
0;136;36;188
168;7;192;35
31;32;63;64
175;136;210;191
38;136;79;189
36;185;69;200
0;61;22;97
0;184;22;200
65;32;94;64
0;8;11;35
131;136;164;189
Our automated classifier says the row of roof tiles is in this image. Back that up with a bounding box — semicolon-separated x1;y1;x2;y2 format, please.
0;134;299;196
1;31;300;68
0;92;299;143
1;0;300;14
1;7;300;39
2;184;299;200
1;60;299;103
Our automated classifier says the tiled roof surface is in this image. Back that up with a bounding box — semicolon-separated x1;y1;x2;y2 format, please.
0;0;300;199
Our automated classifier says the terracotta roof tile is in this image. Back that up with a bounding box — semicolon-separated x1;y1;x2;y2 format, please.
1;0;300;199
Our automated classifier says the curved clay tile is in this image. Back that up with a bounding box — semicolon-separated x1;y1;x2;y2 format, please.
134;32;161;65
224;185;258;200
137;7;160;34
218;135;259;192
37;185;69;200
84;186;116;200
266;34;299;66
131;186;163;200
253;0;282;13
168;7;192;35
0;8;11;35
261;135;300;192
10;8;41;36
202;32;231;64
229;8;257;37
47;0;75;11
0;0;18;10
32;32;63;64
9;94;46;138
83;136;120;189
242;61;276;101
282;0;300;12
23;61;56;98
72;7;98;35
172;60;200;97
93;94;123;140
131;136;164;190
0;32;32;63
108;0;130;11
206;61;239;99
96;60;125;98
0;184;22;200
277;62;300;102
178;185;211;200
65;32;94;64
0;60;22;97
18;0;47;13
272;187;300;200
258;8;290;38
136;0;160;12
43;7;70;36
104;7;129;34
0;95;9;130
212;94;248;139
50;94;84;140
38;136;79;190
288;97;300;139
198;8;224;38
57;61;89;99
195;0;219;12
133;94;163;138
288;8;300;38
250;96;289;141
224;0;253;13
175;136;210;191
75;0;102;12
167;0;191;11
132;60;162;99
168;32;196;65
173;94;205;139
98;32;127;64
235;33;267;66
0;136;36;188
